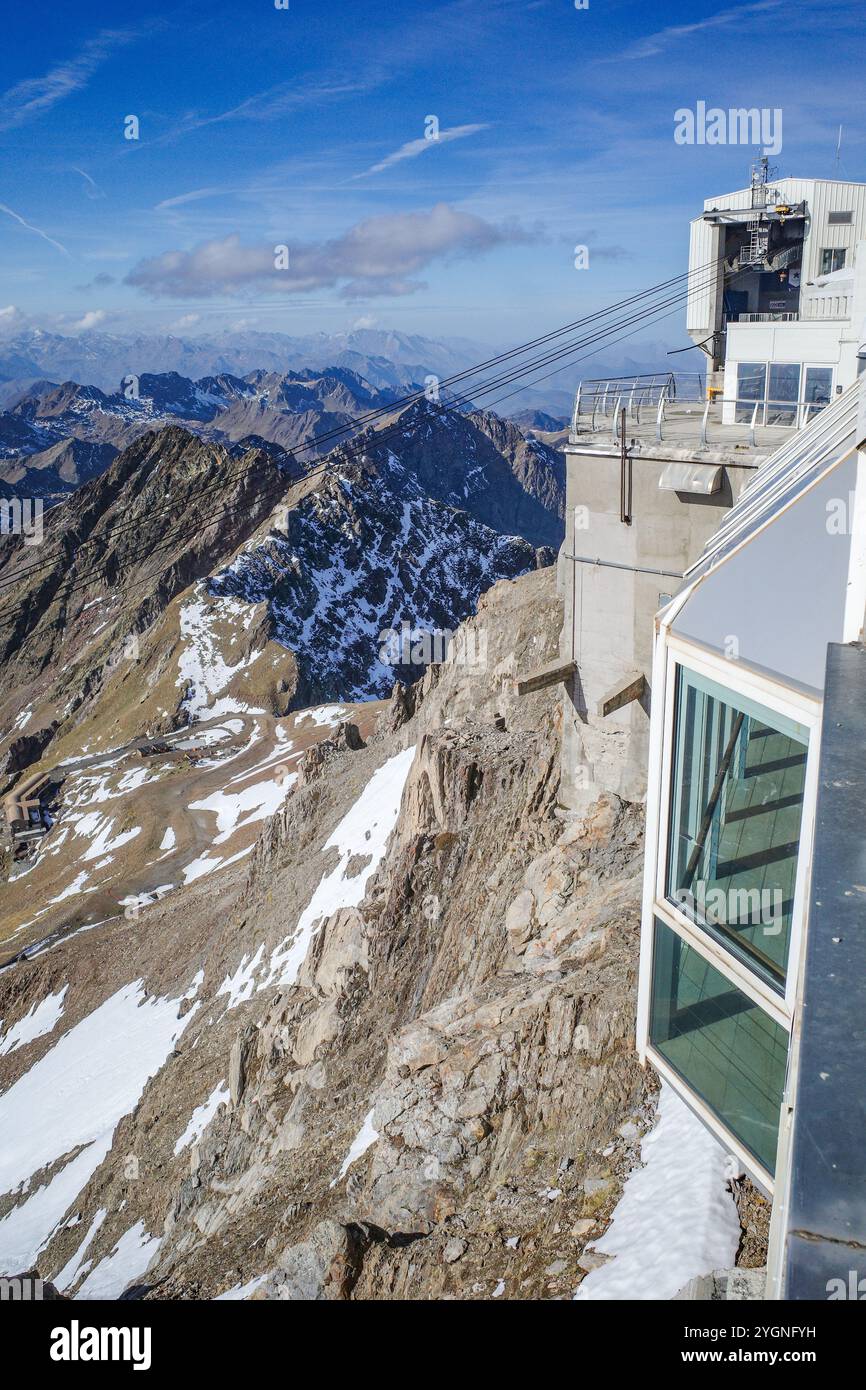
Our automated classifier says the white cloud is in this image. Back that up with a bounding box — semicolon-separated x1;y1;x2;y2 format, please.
126;203;534;301
0;305;24;335
71;310;107;331
354;122;491;179
168;313;201;330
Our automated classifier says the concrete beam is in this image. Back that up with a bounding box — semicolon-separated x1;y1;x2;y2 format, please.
513;658;577;697
597;670;647;718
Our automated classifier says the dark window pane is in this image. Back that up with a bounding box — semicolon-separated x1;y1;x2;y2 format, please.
650;919;788;1174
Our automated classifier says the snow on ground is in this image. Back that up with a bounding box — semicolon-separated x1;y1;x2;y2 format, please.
174;1080;229;1155
189;775;294;846
217;944;264;1010
0;985;67;1057
76;1220;162;1299
118;885;174;913
181;842;254;886
331;1109;379;1187
47;870;95;905
265;745;416;991
574;1083;741;1301
11;707;33;733
73;813;141;863
217;745;416;1007
176;593;265;720
215;1273;269;1301
0;974;202;1275
54;1208;107;1292
296;704;349;728
159;827;176;851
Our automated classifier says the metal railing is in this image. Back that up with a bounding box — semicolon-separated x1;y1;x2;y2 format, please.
730;311;800;323
572;372;706;434
572;386;828;448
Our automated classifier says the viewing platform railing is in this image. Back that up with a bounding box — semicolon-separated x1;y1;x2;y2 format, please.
571;373;829;450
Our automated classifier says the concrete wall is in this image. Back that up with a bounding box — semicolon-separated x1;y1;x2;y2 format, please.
557;443;755;810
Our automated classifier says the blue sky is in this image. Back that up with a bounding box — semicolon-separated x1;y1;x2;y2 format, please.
1;0;864;349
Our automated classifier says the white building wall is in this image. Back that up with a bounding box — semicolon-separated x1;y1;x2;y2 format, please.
687;217;721;340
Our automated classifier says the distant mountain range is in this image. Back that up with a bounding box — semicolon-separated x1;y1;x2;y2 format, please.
0;366;567;519
0;326;674;419
0;368;406;500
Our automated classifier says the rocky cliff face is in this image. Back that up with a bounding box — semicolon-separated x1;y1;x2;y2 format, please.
0;420;552;778
0;368;566;529
0;568;665;1300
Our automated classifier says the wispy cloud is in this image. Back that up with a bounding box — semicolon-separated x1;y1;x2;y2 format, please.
353;122;491;179
0;202;70;257
125;203;536;300
0;28;137;131
610;0;784;62
151;74;383;150
154;186;271;211
72;167;105;201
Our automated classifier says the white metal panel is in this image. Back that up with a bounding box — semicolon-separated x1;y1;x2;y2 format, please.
687;217;719;338
672;455;857;692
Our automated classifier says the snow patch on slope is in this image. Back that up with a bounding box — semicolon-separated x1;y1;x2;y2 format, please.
574;1084;740;1301
217;745;415;1008
0;973;202;1275
176;592;264;720
0;986;67;1057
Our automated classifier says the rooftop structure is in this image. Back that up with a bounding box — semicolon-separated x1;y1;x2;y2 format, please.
556;170;866;817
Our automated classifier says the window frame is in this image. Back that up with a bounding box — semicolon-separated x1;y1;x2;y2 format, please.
820;247;847;275
638;634;822;1191
732;359;835;425
653;638;821;1021
647;915;790;1181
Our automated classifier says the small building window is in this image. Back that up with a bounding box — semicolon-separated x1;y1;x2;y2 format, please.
666;666;808;990
735;361;766;422
827;210;853;225
803;366;833;410
820;247;847;274
649;919;788;1175
767;363;801;424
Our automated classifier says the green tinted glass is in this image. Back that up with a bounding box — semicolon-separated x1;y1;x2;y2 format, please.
650;919;788;1174
666;666;807;990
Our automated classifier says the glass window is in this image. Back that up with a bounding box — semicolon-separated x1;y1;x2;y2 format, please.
820;247;847;275
766;362;801;424
650;920;788;1175
803;366;833;415
735;361;766;424
666;667;808;990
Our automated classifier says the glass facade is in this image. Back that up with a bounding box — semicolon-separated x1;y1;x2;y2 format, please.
736;361;767;422
766;363;802;425
666;667;808;991
650;920;789;1175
